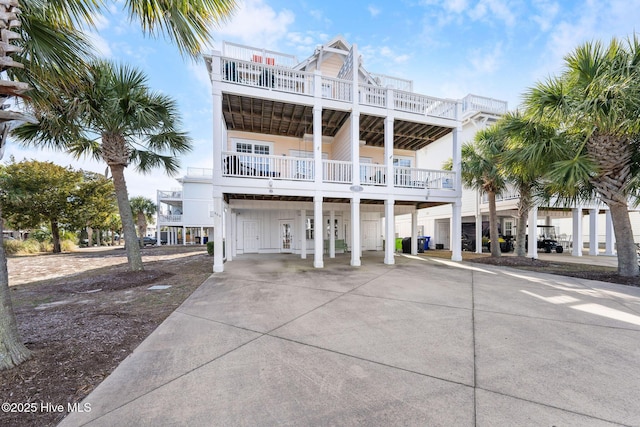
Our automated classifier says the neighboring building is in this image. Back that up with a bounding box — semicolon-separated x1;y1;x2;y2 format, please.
156;168;215;246
202;36;502;272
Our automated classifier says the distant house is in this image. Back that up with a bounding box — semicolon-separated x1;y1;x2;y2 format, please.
199;35;508;272
156;168;215;246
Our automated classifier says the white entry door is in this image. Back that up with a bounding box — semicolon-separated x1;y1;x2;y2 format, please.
437;221;450;249
280;221;293;253
243;221;259;253
362;220;378;251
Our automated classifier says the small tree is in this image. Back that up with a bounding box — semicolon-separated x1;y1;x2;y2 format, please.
130;196;157;240
0;159;83;253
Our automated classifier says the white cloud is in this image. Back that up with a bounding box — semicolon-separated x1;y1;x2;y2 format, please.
368;5;381;17
215;0;295;48
444;0;468;14
469;42;503;73
87;32;112;58
188;61;211;89
469;0;517;27
531;0;559;32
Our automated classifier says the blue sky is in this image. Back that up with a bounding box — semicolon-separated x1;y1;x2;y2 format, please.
6;0;640;202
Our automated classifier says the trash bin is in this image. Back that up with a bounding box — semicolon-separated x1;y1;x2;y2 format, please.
195;236;201;244
416;237;425;253
421;236;431;251
202;236;208;244
402;237;411;254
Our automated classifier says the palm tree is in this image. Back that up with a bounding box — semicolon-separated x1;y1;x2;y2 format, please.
498;112;566;257
523;36;640;277
0;0;237;371
14;60;191;270
130;196;157;241
459;125;508;257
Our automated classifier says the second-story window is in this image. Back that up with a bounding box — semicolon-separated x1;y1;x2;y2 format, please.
234;140;272;175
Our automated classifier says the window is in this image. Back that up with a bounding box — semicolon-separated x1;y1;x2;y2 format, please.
234;139;273;175
393;156;413;186
306;218;314;240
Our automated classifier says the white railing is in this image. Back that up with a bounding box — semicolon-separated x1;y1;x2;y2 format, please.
482;185;520;203
368;72;413;92
222;152;314;181
221;152;455;190
186;167;213;177
157;190;182;199
321;76;352;102
221;58;313;95
158;214;182;223
361;164;387;186
222;41;299;68
394;90;458;119
323;160;352;183
359;83;387;107
462;94;508;116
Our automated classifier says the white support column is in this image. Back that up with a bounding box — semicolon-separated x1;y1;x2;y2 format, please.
223;213;232;262
300;209;307;260
351;196;361;267
475;213;483;254
411;209;418;255
384;199;395;264
604;209;616;255
451;109;463;262
314;196;323;268
182;227;186;245
527;206;538;259
589;209;599;256
212;196;224;272
572;207;583;257
313;105;322;185
329;210;336;258
451;201;462;261
231;212;238;258
384;115;394;190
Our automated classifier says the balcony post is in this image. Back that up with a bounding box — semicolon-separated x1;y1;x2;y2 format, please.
314;196;324;268
350;196;361;267
384;113;394;190
329;210;335;258
384;199;395;265
572;207;583;257
589;208;599;256
605;209;615;255
351;44;360;187
451;111;463;262
528;206;538;259
300;209;306;259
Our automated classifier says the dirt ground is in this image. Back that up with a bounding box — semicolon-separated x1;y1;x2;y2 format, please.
1;247;637;427
0;245;213;427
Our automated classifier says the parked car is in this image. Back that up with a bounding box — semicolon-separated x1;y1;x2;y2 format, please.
141;236;157;246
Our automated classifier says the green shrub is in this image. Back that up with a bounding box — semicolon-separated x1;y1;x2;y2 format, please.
206;241;225;257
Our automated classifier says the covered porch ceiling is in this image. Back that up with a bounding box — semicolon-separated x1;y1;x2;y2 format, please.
224;193;447;210
222;94;453;151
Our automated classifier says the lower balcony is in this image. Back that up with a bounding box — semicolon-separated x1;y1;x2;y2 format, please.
158;214;183;224
222;152;455;190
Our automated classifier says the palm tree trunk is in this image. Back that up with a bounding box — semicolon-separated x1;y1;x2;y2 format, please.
515;185;532;257
0;208;31;370
488;191;501;257
109;164;144;271
587;134;637;277
608;201;638;277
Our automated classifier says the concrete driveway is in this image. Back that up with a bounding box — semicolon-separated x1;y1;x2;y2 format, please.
60;253;640;426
